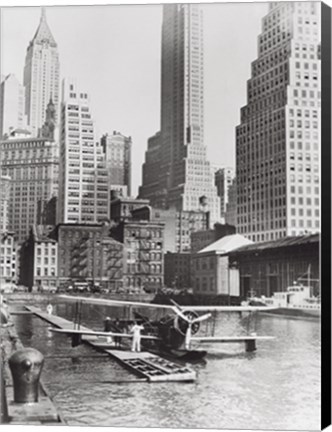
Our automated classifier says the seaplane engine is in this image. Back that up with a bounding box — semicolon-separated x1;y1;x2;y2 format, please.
174;310;201;336
157;310;201;349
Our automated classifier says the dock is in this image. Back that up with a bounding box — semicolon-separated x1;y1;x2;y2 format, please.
25;306;196;383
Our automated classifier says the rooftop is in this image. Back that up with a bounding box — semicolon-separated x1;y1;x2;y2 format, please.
229;234;319;254
198;234;253;254
32;225;56;242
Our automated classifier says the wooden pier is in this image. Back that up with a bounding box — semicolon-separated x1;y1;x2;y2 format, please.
25;306;196;383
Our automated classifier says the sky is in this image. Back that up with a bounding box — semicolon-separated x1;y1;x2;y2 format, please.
1;1;268;196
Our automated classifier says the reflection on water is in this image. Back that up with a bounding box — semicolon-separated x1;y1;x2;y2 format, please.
13;296;320;430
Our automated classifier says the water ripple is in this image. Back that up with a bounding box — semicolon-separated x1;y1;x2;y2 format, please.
14;297;320;430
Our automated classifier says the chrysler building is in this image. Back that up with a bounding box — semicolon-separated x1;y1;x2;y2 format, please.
23;8;60;137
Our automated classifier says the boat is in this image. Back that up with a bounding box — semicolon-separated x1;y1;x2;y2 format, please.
243;284;320;319
242;264;320;319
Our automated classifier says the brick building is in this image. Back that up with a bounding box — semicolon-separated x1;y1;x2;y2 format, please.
164;252;192;289
110;196;150;223
56;223;124;291
111;220;164;292
132;206;209;253
19;225;57;291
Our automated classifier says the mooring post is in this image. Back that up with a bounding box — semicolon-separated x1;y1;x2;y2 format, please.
71;333;82;347
245;332;257;352
245;339;256;352
8;348;44;403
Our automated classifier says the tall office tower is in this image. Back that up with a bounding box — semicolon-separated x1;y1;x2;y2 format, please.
225;177;237;228
101;131;132;197
23;8;60;137
214;167;235;221
57;79;110;224
0;74;27;139
236;2;321;242
139;4;220;225
0;174;11;233
140;132;162;201
0;130;59;244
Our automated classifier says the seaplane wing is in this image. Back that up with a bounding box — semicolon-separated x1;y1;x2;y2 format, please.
177;305;277;312
58;294;277;312
190;335;275;343
58;294;176;311
49;327;160;340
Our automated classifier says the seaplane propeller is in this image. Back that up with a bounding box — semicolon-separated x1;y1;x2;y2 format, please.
171;300;211;349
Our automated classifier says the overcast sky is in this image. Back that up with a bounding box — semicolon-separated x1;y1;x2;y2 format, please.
1;2;267;195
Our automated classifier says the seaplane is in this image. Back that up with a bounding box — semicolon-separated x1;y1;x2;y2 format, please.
48;294;276;361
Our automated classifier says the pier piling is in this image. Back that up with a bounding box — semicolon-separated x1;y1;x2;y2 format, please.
245;339;256;352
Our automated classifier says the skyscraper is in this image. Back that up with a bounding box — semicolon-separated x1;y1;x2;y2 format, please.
101;131;132;197
236;1;321;242
139;4;220;225
23;8;60;137
57;78;110;224
0;74;27;139
0;130;59;244
225;177;237;228
214;167;235;222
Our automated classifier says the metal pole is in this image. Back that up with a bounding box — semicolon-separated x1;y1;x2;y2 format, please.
228;265;231;305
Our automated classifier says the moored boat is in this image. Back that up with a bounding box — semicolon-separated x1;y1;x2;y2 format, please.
243;284;320;319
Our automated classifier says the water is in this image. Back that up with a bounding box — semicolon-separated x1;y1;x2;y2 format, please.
12;296;320;430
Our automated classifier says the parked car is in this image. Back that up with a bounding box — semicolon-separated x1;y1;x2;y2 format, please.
14;285;28;292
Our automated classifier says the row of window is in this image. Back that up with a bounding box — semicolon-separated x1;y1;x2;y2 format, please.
127;264;162;274
36;246;56;256
36;267;56;276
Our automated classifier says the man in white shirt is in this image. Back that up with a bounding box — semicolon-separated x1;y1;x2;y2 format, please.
130;322;144;352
